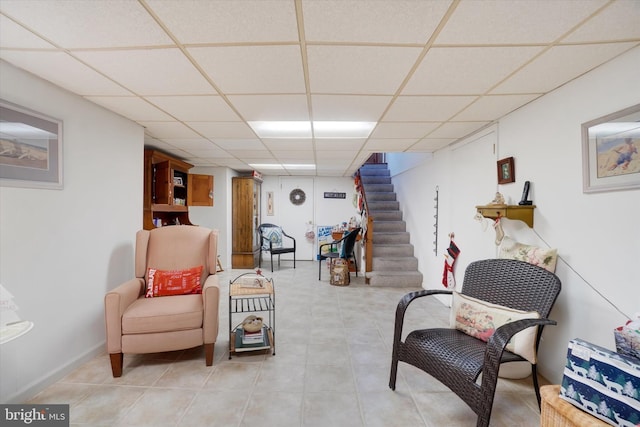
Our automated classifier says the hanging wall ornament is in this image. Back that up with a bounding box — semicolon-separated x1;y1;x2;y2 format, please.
289;188;306;206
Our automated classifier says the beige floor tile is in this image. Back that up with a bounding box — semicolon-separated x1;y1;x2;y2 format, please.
178;390;249;427
241;391;303;427
24;261;547;427
302;391;364;427
119;388;196;427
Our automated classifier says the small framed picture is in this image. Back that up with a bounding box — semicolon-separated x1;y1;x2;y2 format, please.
173;176;183;186
497;157;515;184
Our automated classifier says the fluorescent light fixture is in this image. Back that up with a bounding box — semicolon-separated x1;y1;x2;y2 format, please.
313;121;376;138
248;121;311;138
248;121;376;139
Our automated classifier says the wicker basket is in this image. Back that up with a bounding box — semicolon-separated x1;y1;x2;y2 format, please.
540;385;609;427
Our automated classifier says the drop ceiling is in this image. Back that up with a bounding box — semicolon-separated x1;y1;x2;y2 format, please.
1;0;639;176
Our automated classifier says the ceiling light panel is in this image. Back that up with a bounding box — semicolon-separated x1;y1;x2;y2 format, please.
313;121;376;138
248;121;311;138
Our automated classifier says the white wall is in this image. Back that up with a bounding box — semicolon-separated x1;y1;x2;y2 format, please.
0;61;143;403
387;46;640;384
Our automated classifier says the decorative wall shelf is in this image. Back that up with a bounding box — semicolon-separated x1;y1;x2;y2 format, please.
475;204;536;228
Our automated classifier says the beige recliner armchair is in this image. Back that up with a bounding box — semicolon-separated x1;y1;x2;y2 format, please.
105;225;220;377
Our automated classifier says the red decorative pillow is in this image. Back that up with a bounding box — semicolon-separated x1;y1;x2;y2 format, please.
145;266;203;298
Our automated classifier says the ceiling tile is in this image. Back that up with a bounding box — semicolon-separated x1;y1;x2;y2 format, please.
0;0;172;48
146;0;298;44
85;96;173;121
157;139;219;151
182;148;234;159
138;121;201;139
0;51;132;95
314;138;366;151
0;16;55;49
186;122;256;138
370;122;440;139
212;139;265;150
144;136;179;152
188;45;306;94
364;139;418;151
272;151;315;161
563;1;640;43
75;48;214;96
302;0;452;44
453;94;541;121
311;95;392;121
228;95;310;121
228;152;274;161
492;42;638;94
262;139;314;151
145;95;240;122
307;45;422;94
436;0;606;45
427;122;489;139
408;138;456;151
384;96;477;121
403;46;544;95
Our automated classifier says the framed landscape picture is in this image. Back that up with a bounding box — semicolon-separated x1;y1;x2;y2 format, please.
582;103;640;193
0;100;63;189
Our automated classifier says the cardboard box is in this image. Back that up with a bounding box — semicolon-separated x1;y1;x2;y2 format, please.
560;339;640;426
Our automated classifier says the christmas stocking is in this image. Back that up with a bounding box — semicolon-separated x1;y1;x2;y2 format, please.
442;240;460;288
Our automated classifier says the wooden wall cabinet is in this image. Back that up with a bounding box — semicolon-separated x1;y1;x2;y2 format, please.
143;149;213;230
232;176;262;269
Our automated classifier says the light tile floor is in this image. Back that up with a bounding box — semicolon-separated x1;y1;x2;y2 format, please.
28;261;546;426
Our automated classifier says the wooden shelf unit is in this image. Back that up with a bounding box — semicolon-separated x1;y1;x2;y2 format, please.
475;204;536;228
143;149;213;230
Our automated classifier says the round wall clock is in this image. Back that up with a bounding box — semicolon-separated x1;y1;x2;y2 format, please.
289;188;306;205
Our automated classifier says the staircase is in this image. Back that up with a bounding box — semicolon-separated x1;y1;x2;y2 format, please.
359;163;423;288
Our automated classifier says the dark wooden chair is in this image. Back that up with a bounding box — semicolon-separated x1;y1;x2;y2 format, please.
257;223;296;272
389;258;561;427
318;227;361;280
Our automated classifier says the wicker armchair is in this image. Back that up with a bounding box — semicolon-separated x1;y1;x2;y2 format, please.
389;259;561;427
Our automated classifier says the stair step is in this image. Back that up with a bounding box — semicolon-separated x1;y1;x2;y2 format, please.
365;271;424;288
373;232;410;244
371;211;403;221
360;163;388;170
363;183;394;193
366;192;396;202
359;168;390;177
372;256;418;271
374;221;406;232
373;244;414;257
368;201;400;211
361;176;392;185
